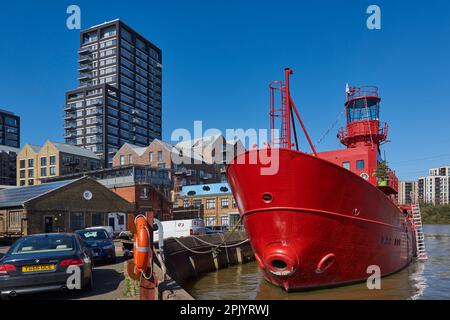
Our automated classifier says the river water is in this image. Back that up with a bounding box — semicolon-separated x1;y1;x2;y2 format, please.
186;225;450;300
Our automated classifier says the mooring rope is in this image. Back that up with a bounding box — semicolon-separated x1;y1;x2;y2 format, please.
173;216;246;255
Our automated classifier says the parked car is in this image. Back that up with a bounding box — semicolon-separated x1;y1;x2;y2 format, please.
153;219;206;242
75;228;116;264
0;233;93;299
84;226;115;239
205;225;229;234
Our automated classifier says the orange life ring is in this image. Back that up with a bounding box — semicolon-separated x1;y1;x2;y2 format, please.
133;215;151;273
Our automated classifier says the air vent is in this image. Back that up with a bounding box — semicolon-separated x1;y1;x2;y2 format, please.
202;186;211;191
220;186;229;192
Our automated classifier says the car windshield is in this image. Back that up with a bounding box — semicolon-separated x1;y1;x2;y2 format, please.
10;235;75;255
76;230;109;240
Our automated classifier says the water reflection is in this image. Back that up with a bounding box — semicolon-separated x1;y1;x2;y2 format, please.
187;225;450;300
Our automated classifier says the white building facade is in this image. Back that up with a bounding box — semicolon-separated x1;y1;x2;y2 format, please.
418;166;450;205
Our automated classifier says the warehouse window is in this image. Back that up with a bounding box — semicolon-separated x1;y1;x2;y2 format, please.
342;161;350;170
70;212;85;230
206;217;216;226
91;213;103;226
221;215;230;226
8;210;23;228
206;199;215;209
221;198;229;208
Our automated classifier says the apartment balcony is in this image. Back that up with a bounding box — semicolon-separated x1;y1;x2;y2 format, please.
88;117;103;125
88;99;103;106
88;137;103;144
64;113;76;120
78;47;92;55
79;81;95;89
64;132;76;139
88;128;103;134
64;122;76;130
78;73;93;81
86;108;103;116
78;55;92;63
78;64;92;72
64;104;75;111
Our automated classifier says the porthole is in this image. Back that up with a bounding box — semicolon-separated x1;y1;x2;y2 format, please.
262;193;273;203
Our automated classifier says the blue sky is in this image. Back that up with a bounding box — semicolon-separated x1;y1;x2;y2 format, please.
0;0;449;180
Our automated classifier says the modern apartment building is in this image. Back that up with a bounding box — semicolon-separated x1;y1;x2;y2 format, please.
0;109;20;148
418;166;450;205
397;180;418;205
175;183;240;227
0;145;19;186
16;141;102;186
64;19;162;167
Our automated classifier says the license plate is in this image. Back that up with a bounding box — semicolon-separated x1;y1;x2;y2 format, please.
22;264;55;273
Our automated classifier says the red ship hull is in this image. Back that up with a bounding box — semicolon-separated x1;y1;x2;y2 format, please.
227;149;415;291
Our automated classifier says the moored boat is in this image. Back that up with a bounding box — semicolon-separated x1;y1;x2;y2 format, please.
227;68;418;291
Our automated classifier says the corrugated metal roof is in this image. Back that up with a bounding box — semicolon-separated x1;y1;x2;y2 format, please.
0;180;74;208
180;183;231;197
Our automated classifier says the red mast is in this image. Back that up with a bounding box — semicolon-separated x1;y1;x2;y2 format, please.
269;68;317;156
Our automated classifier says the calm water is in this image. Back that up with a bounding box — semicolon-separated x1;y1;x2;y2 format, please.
187;225;450;300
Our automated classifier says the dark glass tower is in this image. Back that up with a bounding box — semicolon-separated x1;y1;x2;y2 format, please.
0;109;20;148
64;19;162;167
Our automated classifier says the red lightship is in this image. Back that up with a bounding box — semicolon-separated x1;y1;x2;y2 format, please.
227;69;417;291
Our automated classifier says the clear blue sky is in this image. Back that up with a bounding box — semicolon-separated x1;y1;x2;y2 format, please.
0;0;449;180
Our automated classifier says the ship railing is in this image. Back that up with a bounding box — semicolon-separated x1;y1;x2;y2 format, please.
347;86;379;100
338;122;387;140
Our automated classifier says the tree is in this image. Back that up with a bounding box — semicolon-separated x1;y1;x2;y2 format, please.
374;160;390;185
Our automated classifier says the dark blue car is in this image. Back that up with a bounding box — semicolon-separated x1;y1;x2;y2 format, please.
0;233;93;299
75;228;116;264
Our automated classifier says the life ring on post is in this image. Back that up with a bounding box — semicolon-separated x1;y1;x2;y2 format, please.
133;215;151;273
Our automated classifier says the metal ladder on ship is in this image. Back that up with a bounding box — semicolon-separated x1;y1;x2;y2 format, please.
411;204;428;260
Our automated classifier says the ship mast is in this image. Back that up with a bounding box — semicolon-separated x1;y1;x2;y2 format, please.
269;68;317;156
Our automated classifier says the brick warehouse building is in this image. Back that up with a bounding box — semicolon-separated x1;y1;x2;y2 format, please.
0;177;133;238
41;164;173;222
